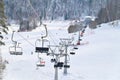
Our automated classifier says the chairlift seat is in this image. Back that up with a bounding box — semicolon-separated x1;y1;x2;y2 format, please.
36;64;45;67
9;46;23;55
35;47;49;53
64;65;70;68
74;47;78;50
70;52;75;55
54;64;58;68
10;51;16;55
15;52;23;55
10;51;23;55
36;61;45;67
57;62;64;67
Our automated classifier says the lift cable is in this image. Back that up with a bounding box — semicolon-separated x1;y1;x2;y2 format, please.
48;31;58;45
9;26;35;47
17;32;35;47
27;0;42;25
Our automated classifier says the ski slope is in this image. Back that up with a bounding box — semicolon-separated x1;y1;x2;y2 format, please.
1;20;120;80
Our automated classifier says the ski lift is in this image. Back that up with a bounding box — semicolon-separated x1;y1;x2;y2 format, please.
73;47;78;50
9;31;23;55
80;29;85;37
70;48;75;55
70;51;75;55
77;33;82;45
70;47;76;55
35;24;50;53
35;39;50;53
51;58;56;63
57;62;64;67
9;43;23;55
36;58;45;67
64;64;70;68
54;62;64;68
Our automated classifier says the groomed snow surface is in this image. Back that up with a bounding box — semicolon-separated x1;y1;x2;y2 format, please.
1;20;120;80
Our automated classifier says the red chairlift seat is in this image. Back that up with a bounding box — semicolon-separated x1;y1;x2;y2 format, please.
36;60;45;67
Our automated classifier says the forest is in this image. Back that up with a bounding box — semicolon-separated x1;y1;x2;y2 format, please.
4;0;107;21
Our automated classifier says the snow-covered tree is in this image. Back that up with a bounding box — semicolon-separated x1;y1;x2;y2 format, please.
0;0;8;45
96;0;120;25
4;0;119;21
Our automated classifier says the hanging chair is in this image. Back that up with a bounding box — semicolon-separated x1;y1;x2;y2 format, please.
9;45;23;55
36;58;45;67
9;31;23;55
35;39;50;53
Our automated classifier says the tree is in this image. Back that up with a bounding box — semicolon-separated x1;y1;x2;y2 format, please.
96;0;120;25
0;0;8;45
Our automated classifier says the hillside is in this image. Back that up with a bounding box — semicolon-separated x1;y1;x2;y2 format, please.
1;20;120;80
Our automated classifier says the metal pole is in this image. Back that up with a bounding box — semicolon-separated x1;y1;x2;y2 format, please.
41;38;44;47
41;24;48;47
54;54;58;80
11;31;17;52
54;65;58;80
77;31;81;45
64;45;68;75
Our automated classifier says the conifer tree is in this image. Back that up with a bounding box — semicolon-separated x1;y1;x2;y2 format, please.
0;0;8;45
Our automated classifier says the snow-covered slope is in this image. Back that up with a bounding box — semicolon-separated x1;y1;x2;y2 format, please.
1;20;120;80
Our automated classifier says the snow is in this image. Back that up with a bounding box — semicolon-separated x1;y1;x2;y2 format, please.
1;20;120;80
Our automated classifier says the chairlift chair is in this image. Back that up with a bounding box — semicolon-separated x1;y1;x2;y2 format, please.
73;47;78;50
70;52;75;55
9;45;23;55
54;62;64;68
35;39;50;53
35;24;49;53
57;62;64;67
64;65;70;68
70;48;76;55
36;58;45;67
9;31;23;55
